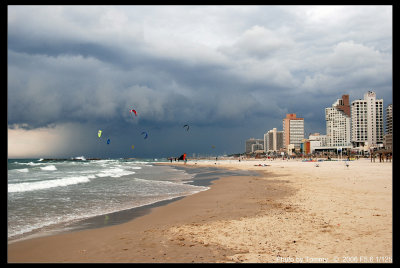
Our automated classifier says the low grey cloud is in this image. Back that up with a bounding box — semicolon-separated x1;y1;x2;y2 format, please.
8;5;392;158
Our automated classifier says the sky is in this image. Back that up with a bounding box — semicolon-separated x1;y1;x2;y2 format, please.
8;5;392;159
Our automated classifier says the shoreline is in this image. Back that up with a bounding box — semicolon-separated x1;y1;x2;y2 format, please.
7;196;185;244
8;165;256;244
8;159;392;263
8;164;287;263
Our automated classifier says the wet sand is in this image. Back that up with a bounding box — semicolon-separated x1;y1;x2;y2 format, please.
8;158;392;263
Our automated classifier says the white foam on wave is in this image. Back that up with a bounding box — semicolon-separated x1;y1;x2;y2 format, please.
16;168;29;173
20;162;43;166
95;168;136;178
131;161;154;165
40;165;57;171
132;177;209;193
72;156;86;161
8;175;96;193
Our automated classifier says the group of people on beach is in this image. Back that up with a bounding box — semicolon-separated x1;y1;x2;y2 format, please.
168;153;187;164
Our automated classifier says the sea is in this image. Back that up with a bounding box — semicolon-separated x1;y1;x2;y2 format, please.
8;157;209;243
8;157;257;243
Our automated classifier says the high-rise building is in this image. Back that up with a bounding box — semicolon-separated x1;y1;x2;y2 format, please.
283;113;304;149
384;104;392;150
386;104;392;134
325;94;351;147
351;91;384;148
245;138;264;153
264;128;284;153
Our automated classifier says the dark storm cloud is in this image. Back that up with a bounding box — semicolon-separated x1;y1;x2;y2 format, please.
8;32;150;71
8;5;392;158
7;34;265;129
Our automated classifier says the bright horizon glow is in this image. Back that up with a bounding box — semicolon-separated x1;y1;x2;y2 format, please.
8;124;68;158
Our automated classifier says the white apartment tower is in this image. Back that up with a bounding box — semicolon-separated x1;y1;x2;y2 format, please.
351;91;384;148
264;128;284;153
325;94;351;147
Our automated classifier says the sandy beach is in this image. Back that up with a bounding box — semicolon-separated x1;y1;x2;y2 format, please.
8;158;392;263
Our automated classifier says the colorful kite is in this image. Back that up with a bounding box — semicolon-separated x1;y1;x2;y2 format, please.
130;108;137;117
141;131;148;139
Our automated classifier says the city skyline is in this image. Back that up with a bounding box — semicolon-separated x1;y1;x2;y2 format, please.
246;90;389;154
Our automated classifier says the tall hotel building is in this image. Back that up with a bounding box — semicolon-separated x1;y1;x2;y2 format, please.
264;128;284;153
351;91;384;148
283;113;304;149
325;94;351;148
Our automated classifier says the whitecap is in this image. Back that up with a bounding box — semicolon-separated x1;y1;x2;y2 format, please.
8;175;95;193
95;168;136;178
25;162;43;166
72;156;86;161
40;165;57;171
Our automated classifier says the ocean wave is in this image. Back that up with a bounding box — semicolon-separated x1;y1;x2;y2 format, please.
8;175;96;193
17;162;43;166
131;161;155;165
16;168;29;173
8;188;208;240
72;156;86;161
95;168;136;178
132;177;208;192
40;165;57;171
